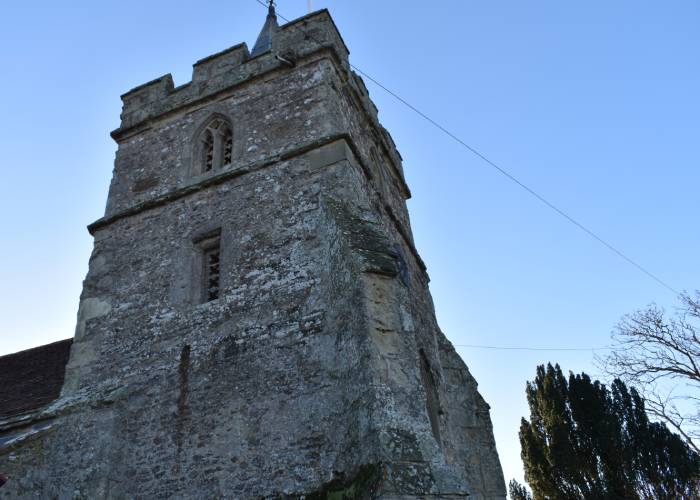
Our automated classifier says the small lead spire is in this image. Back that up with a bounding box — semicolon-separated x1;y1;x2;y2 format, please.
251;1;279;57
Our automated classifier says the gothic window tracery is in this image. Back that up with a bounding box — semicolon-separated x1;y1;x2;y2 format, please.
198;117;233;174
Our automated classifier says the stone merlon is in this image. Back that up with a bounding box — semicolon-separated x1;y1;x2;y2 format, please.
109;8;410;216
115;10;350;136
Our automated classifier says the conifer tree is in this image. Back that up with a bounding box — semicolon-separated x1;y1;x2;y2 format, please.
508;479;533;500
517;364;700;500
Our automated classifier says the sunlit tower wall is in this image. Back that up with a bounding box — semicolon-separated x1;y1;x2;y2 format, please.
0;7;505;499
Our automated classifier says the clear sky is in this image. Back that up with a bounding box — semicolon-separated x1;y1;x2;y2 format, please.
1;0;698;489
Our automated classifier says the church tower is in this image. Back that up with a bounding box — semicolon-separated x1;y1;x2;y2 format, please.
0;6;505;498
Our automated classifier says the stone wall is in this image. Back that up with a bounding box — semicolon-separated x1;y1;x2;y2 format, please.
0;9;505;499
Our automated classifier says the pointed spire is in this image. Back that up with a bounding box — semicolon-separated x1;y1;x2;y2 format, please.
251;1;279;58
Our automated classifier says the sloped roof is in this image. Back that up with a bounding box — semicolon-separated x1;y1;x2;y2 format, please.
0;339;72;418
251;2;279;57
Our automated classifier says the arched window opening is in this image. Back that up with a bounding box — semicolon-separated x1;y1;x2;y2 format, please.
198;117;233;174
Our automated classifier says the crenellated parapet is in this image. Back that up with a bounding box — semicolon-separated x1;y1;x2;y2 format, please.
111;8;410;202
114;10;350;138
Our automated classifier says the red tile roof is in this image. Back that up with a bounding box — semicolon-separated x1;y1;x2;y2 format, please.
0;339;72;418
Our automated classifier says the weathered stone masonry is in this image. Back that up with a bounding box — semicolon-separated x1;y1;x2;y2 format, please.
0;7;506;499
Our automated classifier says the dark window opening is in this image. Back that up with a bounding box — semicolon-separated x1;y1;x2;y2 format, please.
194;230;222;304
198;117;233;174
223;133;233;165
203;132;214;172
204;245;220;302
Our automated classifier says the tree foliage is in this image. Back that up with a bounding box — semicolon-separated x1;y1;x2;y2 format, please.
518;364;699;500
603;292;700;453
509;479;533;500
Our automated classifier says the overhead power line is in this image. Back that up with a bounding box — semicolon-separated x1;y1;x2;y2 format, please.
254;1;679;296
454;344;610;352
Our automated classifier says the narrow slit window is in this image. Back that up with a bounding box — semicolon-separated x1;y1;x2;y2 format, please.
194;230;223;304
203;131;214;172
223;130;233;166
204;244;221;302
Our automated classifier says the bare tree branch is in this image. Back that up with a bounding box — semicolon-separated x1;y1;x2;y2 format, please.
600;291;700;453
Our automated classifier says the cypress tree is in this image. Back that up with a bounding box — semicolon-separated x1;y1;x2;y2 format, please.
517;364;700;499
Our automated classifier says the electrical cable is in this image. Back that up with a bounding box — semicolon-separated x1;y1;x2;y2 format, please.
253;0;679;296
453;344;610;352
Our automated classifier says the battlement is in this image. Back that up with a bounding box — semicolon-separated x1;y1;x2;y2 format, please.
114;10;350;139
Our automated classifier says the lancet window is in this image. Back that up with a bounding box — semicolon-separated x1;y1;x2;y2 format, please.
194;229;223;304
199;117;233;174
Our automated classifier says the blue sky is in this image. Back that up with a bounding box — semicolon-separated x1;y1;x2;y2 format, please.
1;0;698;488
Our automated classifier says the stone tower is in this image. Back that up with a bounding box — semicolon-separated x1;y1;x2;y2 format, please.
0;6;506;499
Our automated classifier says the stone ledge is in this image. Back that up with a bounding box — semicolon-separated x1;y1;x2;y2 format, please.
88;134;428;277
89;133;345;234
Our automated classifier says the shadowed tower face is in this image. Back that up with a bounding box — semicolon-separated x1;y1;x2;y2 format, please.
0;7;506;499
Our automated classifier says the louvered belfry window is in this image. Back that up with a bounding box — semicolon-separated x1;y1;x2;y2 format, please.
223;132;233;165
195;230;222;303
204;242;221;302
203;131;215;172
199;117;233;174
